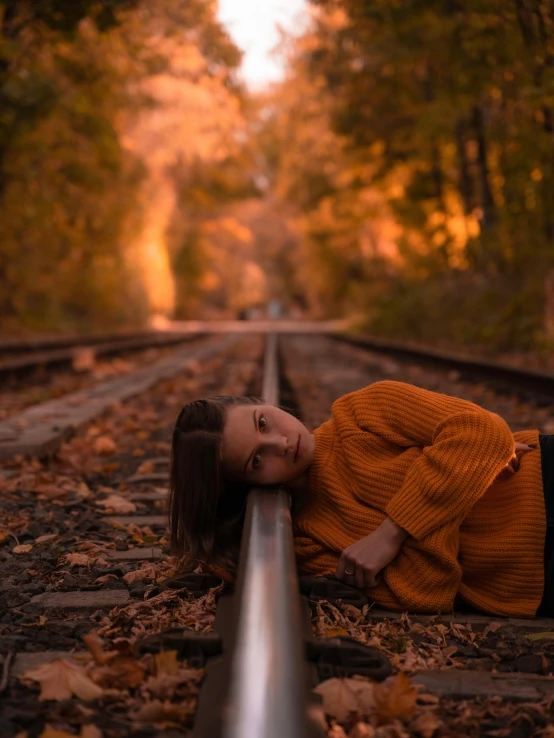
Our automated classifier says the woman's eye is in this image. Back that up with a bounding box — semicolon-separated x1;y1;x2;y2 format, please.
252;453;262;469
258;415;267;431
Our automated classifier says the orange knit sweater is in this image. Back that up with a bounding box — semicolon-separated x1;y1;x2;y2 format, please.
293;381;546;617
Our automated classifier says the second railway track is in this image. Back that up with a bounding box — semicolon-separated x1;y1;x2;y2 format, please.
2;329;554;737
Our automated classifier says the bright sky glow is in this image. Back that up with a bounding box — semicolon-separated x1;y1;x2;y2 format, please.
217;0;308;89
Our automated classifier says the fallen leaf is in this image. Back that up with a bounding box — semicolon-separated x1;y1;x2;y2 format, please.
35;534;58;544
34;484;67;500
81;726;103;738
37;615;48;626
96;494;136;514
410;710;442;737
132;700;191;724
525;631;554;641
13;544;33;554
123;565;157;585
22;659;103;702
137;461;155;474
326;627;350;638
348;724;375;738
155;650;179;676
314;678;376;722
328;726;347;738
76;482;93;499
91;657;146;689
94;574;118;585
39;726;74;738
374;672;417;723
93;436;116;456
64;553;93;568
84;632;115;666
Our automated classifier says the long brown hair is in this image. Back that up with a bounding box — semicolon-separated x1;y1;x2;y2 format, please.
169;395;264;571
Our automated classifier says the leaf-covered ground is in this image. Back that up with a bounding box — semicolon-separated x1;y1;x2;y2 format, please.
0;335;262;737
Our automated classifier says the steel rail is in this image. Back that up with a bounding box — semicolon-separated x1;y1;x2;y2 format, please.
223;333;310;738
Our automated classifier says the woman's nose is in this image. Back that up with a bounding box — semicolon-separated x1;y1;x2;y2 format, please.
269;435;293;455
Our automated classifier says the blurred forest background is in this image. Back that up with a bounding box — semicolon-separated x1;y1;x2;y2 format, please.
0;0;553;358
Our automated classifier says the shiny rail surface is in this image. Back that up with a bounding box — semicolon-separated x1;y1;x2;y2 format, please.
224;333;310;738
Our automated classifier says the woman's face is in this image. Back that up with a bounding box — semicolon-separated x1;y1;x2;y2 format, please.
222;404;315;486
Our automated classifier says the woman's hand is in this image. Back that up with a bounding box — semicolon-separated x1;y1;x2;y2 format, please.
335;517;408;589
494;442;537;482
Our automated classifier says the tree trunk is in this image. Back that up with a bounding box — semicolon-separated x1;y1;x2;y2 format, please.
455;119;475;215
472;105;496;228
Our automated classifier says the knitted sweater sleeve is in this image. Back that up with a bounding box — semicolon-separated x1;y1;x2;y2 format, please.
333;380;515;541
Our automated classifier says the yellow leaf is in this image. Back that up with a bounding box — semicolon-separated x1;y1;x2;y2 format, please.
374;672;417;723
13;544;33;554
525;631;554;641
22;659;103;702
326;627;350;639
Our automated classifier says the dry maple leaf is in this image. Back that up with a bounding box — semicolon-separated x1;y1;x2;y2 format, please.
22;659;103;702
93;436;116;456
131;699;191;725
410;709;442;738
348;723;375;738
35;534;58;544
314;678;376;722
13;544;33;554
40;725;102;738
137;460;155;474
64;553;93;568
84;632;116;665
373;672;417;724
96;494;136;514
123;565;157;585
328;725;347;738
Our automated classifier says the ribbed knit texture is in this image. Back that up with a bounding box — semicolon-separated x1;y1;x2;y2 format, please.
293;381;546;617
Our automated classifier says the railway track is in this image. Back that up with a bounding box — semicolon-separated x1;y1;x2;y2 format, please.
0;330;203;382
2;328;554;737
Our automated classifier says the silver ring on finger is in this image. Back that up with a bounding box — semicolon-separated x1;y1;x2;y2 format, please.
344;568;355;576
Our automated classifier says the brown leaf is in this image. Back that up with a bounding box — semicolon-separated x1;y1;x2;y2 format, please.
13;544;33;554
132;700;191;724
155;650;179;676
410;710;442;737
35;534;58;544
96;494;136;514
348;724;375;738
314;678;376;722
80;726;103;738
123;565;156;585
137;461;155;474
39;726;74;738
328;726;347;738
374;672;417;723
93;436;116;456
83;632;115;666
64;553;93;568
22;659;103;702
91;656;146;689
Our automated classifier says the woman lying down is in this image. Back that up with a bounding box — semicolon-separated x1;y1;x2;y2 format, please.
168;380;552;618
